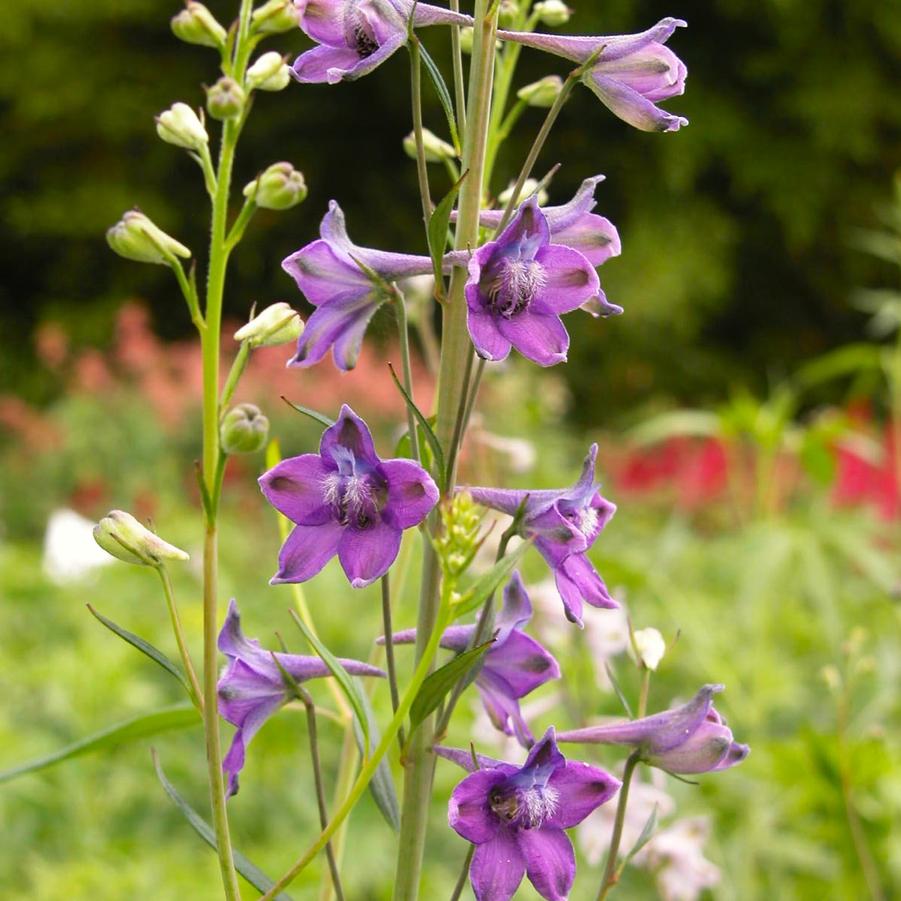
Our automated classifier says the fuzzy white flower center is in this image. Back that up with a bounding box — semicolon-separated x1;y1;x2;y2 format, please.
487;258;547;318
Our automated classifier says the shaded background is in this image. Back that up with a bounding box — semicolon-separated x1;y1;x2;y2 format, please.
3;0;901;417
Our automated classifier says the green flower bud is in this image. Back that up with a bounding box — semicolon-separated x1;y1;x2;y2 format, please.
221;404;270;454
632;627;666;671
516;75;564;109
497;0;518;27
435;492;484;577
250;0;299;34
459;26;474;54
402;129;457;164
155;102;208;151
94;510;189;567
246;52;291;92
243;162;307;210
534;0;572;27
499;178;549;208
171;2;227;48
106;210;191;266
206;77;245;120
234;302;303;347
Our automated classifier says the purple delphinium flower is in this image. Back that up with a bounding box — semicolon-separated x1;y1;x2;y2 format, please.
383;572;560;746
557;684;750;774
217;599;385;796
282;201;440;369
465;196;600;366
259;404;438;587
294;0;472;84
498;18;688;133
439;727;620;901
468;444;617;626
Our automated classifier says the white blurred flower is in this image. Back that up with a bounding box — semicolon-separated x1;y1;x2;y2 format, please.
43;509;113;584
584;604;631;689
528;577;572;649
474;429;537;474
632;627;666;671
499;177;549;208
642;817;721;901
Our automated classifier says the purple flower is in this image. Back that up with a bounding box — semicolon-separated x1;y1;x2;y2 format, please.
281;201;440;369
294;0;472;84
465;197;600;366
217;599;385;796
440;728;620;901
557;685;750;775
259;404;439;587
498;18;688;133
468;444;617;626
383;572;560;746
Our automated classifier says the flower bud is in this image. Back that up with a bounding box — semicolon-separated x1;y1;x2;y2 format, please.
94;510;189;566
632;627;666;671
459;26;474;54
171;2;227;48
534;0;572;27
234;302;303;347
246;52;291;92
497;0;518;27
499;178;549;208
250;0;299;34
402;129;457;164
155;102;208;152
206;77;245;120
106;210;191;265
221;404;270;454
242;162;307;211
517;75;564;109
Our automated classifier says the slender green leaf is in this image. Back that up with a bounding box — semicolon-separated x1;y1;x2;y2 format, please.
0;704;199;785
427;170;467;294
352;689;400;831
87;604;191;695
623;803;658;866
289;609;371;752
604;662;634;720
795;343;883;388
410;640;494;730
453;540;532;619
152;751;294;900
387;363;447;489
419;42;460;152
280;396;335;429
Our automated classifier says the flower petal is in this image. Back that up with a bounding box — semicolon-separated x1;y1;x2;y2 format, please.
551;212;621;267
494;571;532;643
587;73;688;133
518;826;575;901
218;599;262;659
337;520;402;587
291;45;367;84
271;521;343;584
533;245;600;313
497;309;569;367
545;760;621;828
258;455;333;525
297;0;350;46
320;404;380;467
282;238;369;306
378;458;439;529
435;745;511;773
448;768;508;844
477;673;534;747
555;553;618;625
470;831;527;901
486;630;559;698
466;290;512;362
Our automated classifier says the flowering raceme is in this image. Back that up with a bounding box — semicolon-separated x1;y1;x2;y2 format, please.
259;405;438;587
498;18;688;132
469;443;617;626
293;0;472;83
217;600;384;795
439;728;620;901
383;572;560;746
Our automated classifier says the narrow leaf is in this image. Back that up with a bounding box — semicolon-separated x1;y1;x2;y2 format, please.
427;170;467;294
387;363;446;489
280;396;335;429
453;540;532;619
152;750;294;900
623;803;658;866
604;663;634;720
796;343;883;388
419;42;460;152
352;689;400;831
0;704;198;785
289;609;371;752
87;605;190;696
410;640;494;730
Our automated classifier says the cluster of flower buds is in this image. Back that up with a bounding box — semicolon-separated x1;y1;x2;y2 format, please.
434;492;485;578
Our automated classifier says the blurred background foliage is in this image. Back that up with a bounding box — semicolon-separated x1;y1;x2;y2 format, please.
2;0;901;417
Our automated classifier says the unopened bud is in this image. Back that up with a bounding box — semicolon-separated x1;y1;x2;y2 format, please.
517;75;564;109
820;664;842;692
497;0;518;27
221;404;270;454
206;77;245;120
156;102;208;151
459;26;474;54
499;178;549;208
632;627;666;671
94;510;189;566
534;0;572;27
243;162;307;210
246;52;291;92
171;2;227;48
106;210;191;265
402;129;456;164
251;0;299;34
234;302;303;347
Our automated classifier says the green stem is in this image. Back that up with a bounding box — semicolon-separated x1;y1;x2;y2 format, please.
156;566;203;709
224;197;257;251
381;575;404;747
449;845;475;901
448;0;466;138
259;599;452;901
597;751;641;901
409;36;434;233
220;341;251;411
318;723;358;901
394;293;421;464
637;668;650;719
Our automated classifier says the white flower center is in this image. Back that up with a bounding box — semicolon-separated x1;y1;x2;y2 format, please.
488;258;547;318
